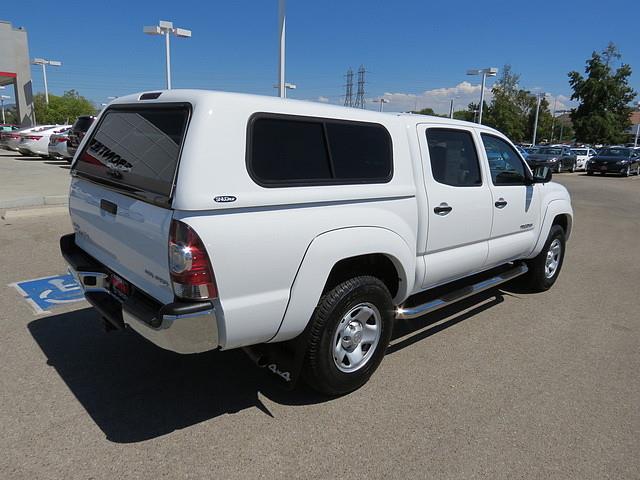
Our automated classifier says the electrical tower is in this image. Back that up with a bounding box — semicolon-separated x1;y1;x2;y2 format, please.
354;65;366;109
343;68;354;107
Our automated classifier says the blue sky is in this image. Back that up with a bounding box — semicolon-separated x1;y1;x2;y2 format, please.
5;0;640;113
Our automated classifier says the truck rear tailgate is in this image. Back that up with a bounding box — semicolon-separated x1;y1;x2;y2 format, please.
69;179;175;304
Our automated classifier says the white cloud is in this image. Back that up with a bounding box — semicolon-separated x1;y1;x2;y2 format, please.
367;82;578;115
371;81;490;114
317;96;330;103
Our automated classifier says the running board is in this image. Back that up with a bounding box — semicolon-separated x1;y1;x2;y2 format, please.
395;263;528;320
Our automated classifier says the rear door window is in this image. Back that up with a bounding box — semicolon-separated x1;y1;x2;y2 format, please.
425;128;482;187
74;105;190;205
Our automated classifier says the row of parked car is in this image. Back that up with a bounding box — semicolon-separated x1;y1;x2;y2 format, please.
0;116;96;162
519;144;640;177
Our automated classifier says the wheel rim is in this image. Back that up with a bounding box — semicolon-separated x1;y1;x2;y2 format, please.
545;239;562;279
332;303;382;373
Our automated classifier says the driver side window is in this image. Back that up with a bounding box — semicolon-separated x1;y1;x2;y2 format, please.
481;134;527;185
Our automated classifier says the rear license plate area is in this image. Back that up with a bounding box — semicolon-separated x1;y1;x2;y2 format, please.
109;273;131;301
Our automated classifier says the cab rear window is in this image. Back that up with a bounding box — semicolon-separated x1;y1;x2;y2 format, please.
74;105;190;204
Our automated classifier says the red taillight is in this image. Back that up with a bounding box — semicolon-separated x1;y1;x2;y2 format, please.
25;135;42;140
56;136;68;143
169;219;218;300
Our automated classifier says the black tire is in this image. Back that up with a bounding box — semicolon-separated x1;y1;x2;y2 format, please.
569;161;576;173
587;170;593;176
555;162;562;173
524;224;566;292
303;276;394;396
622;166;630;177
600;171;606;175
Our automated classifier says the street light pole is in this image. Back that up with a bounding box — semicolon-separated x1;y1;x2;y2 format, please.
165;26;171;89
144;20;192;90
449;98;454;118
32;58;62;104
634;102;640;148
278;0;286;98
467;67;497;124
273;82;296;98
0;95;10;123
373;98;389;112
532;92;543;146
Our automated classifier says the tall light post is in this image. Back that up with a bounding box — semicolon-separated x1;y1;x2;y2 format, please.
373;98;389;112
466;67;497;124
32;58;62;104
532;91;544;146
272;82;296;98
0;95;10;123
634;102;640;148
143;20;192;89
277;0;286;98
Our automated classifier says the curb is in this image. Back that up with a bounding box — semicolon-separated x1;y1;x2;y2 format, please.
0;195;68;210
1;204;69;220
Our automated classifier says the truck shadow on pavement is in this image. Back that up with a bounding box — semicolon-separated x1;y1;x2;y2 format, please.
28;288;509;444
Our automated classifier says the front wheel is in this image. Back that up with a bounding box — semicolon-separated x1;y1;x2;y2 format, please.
569;161;576;173
524;225;566;292
587;170;594;176
555;162;562;173
303;276;394;396
622;166;630;177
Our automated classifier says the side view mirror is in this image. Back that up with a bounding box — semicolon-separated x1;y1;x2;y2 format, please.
532;165;552;183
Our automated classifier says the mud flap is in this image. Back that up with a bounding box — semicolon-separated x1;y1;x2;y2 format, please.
243;328;310;390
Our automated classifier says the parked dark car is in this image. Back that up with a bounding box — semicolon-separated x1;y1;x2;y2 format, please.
526;146;577;173
66;115;96;159
586;147;640;176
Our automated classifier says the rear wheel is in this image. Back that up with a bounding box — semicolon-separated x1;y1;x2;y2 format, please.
524;224;566;292
304;276;394;396
587;170;593;176
569;161;576;173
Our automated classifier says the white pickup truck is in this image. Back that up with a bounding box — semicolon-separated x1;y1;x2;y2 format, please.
61;90;573;395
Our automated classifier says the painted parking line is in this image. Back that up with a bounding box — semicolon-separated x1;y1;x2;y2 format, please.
9;273;85;314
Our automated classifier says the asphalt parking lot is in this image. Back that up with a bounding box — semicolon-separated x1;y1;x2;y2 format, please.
1;159;639;479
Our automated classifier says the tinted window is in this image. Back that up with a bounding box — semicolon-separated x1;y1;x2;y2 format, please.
249;115;392;185
598;147;631;157
251;118;331;182
73;116;95;132
425;128;481;187
481;134;527;185
326;122;391;179
74;107;189;200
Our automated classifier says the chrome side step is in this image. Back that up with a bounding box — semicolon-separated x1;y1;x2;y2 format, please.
395;263;528;320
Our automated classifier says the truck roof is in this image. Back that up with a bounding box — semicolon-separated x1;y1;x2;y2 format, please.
108;89;502;135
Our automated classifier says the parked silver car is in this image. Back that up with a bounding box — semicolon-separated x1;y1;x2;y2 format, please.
48;129;72;161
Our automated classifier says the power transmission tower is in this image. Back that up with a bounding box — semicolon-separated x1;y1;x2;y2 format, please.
344;68;354;107
354;65;366;109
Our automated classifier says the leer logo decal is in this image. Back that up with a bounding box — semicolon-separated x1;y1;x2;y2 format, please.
214;195;237;203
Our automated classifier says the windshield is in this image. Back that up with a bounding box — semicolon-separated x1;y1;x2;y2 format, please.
537;147;562;155
598;148;631;157
571;149;587;155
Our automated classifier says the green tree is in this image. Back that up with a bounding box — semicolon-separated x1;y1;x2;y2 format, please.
485;65;529;141
412;107;436;116
34;90;96;124
568;42;636;144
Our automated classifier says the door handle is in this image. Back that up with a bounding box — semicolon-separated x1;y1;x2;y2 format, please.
433;203;452;216
494;198;508;209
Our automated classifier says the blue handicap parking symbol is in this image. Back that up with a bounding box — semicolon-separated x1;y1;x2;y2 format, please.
10;274;85;314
